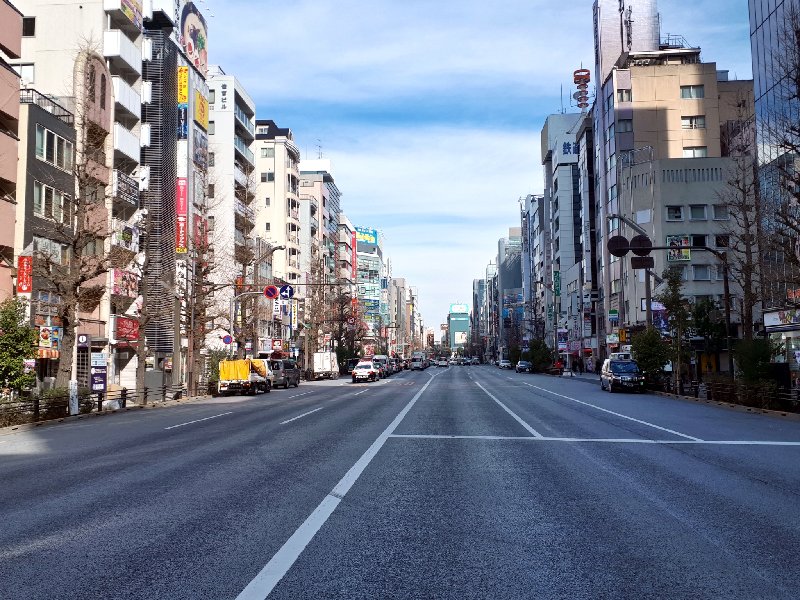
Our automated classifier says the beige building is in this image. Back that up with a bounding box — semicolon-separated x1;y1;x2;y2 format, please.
0;0;22;301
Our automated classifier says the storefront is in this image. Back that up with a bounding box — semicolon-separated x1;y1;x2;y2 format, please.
764;309;800;375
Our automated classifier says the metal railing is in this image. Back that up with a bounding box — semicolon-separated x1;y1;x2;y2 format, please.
0;384;201;428
660;379;800;413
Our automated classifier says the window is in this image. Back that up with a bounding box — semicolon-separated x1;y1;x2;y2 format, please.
691;234;707;248
713;205;729;220
265;197;271;207
267;172;275;182
207;121;215;135
13;63;34;83
683;146;708;158
208;89;215;104
207;216;215;231
260;172;268;182
680;85;705;99
56;137;65;169
617;119;633;133
265;223;271;232
87;64;96;103
45;130;55;163
35;124;45;158
689;205;707;220
22;17;35;36
260;147;274;158
33;181;43;215
208;152;214;167
617;88;632;102
681;115;706;129
693;265;711;280
100;74;107;109
607;123;615;142
666;206;683;221
715;234;729;248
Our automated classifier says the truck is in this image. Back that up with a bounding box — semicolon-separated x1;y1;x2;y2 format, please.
311;351;340;380
217;359;273;395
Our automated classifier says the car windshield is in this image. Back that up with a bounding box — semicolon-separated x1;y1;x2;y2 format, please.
355;364;372;370
611;362;640;374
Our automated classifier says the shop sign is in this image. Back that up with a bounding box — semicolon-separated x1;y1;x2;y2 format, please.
764;309;800;329
38;326;61;349
176;178;188;254
116;316;140;342
177;66;189;104
90;365;107;392
666;235;691;262
606;334;620;344
194;90;209;129
17;256;33;294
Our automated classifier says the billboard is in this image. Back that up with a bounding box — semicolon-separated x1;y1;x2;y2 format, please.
120;0;143;31
178;2;209;77
176;178;188;253
666;235;691;262
38;326;61;349
194;90;209;129
16;255;32;294
177;66;189;104
192;125;208;169
449;303;469;314
355;227;378;245
112;270;138;298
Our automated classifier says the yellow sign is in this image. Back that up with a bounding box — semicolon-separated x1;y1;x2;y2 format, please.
194;90;209;130
178;66;189;104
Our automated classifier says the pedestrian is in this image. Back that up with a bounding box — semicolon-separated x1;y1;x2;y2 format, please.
578;360;584;375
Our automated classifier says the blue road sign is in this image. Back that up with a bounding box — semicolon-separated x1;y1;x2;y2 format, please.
279;285;294;299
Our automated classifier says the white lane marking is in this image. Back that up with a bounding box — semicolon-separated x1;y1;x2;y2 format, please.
163;412;233;430
287;391;314;399
523;383;702;441
354;390;368;396
389;434;800;446
474;380;543;438
280;407;324;425
235;371;440;600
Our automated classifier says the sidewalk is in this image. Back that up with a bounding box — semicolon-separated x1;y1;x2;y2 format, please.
558;371;601;384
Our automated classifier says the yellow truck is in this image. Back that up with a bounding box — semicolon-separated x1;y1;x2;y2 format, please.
218;359;273;395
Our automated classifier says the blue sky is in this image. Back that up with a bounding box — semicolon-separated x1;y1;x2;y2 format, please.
202;0;752;330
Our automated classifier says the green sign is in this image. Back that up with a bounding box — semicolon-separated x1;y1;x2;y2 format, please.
547;306;554;319
553;271;561;297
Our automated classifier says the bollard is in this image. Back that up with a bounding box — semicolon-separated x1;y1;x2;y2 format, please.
97;392;104;413
121;388;127;409
162;386;167;403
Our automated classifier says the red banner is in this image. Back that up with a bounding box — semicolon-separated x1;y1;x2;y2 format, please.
351;230;357;281
115;316;140;343
176;178;188;253
16;256;32;293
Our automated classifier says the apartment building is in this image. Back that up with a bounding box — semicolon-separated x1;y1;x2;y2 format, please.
300;159;342;284
0;0;22;301
253;119;300;284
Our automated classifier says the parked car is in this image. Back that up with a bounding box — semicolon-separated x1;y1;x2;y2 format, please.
515;360;532;373
352;361;379;383
372;355;390;378
498;359;512;369
600;359;646;393
269;359;301;389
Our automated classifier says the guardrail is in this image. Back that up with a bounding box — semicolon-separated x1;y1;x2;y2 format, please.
661;379;800;413
0;384;204;428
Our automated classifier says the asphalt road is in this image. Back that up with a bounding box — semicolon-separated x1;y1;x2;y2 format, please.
3;366;800;599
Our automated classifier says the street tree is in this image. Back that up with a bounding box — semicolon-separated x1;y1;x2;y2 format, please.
631;327;669;387
0;298;38;392
656;267;692;390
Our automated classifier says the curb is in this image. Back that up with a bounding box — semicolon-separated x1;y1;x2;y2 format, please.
653;391;800;422
0;394;213;436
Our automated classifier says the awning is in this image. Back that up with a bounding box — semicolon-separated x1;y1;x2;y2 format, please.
37;348;60;359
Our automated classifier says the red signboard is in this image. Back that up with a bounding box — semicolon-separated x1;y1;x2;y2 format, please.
351;230;357;281
116;316;140;343
176;178;188;253
16;256;33;293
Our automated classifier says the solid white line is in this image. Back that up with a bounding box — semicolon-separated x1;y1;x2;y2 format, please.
163;412;233;430
474;380;543;438
235;371;440;600
389;434;800;446
523;383;702;441
280;407;324;425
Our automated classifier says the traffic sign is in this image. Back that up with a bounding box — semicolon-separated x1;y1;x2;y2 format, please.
222;334;233;345
279;285;294;299
77;334;91;349
264;285;279;299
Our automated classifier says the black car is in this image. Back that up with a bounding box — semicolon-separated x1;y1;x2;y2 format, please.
600;359;645;393
515;360;532;373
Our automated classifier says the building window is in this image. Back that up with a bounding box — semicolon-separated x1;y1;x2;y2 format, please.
681;115;706;129
265;197;270;207
713;205;729;220
208;152;214;167
209;89;215;104
87;64;96;103
680;85;705;99
689;205;707;220
617;88;632;102
260;147;274;158
691;234;707;248
265;223;271;232
607;123;615;142
13;63;35;83
207;216;214;231
100;74;107;109
36;125;74;171
683;146;708;158
32;182;71;225
715;234;729;248
260;172;268;182
35;124;45;158
693;265;711;280
207;184;214;197
267;172;275;182
22;16;35;36
617;119;633;133
207;121;215;135
666;206;683;221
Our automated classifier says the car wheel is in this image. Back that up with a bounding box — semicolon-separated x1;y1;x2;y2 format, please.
608;382;615;393
284;380;290;389
294;378;300;387
265;381;271;393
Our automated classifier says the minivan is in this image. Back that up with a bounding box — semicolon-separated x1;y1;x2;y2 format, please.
269;359;301;389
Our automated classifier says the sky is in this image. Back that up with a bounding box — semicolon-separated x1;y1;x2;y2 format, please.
201;0;753;330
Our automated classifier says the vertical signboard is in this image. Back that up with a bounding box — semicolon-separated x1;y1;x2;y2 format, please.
176;178;188;253
177;66;189;140
351;230;357;281
177;2;209;77
16;255;32;293
194;90;209;129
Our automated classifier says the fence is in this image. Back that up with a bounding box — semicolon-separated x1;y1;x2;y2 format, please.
662;378;800;414
0;384;204;428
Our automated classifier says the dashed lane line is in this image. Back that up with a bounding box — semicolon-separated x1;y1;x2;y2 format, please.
163;412;233;430
280;407;325;425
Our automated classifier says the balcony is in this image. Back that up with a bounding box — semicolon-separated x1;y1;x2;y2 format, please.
104;0;144;37
287;259;300;270
234;230;247;246
111;218;140;253
0;1;21;59
112;169;139;214
234;163;248;187
113;122;140;163
287;208;300;223
144;0;175;28
112;76;141;120
141;80;152;104
234;199;255;223
103;30;142;78
234;104;255;139
286;234;300;246
234;135;254;166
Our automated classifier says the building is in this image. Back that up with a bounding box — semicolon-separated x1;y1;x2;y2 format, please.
0;0;22;301
300;159;342;283
355;226;386;354
496;228;522;359
389;277;407;356
447;303;469;350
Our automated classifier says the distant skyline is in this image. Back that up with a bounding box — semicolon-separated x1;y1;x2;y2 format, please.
203;0;752;328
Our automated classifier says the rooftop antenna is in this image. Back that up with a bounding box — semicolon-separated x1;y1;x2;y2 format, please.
316;139;323;159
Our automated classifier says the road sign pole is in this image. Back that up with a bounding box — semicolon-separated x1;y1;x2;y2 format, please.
645;268;653;327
